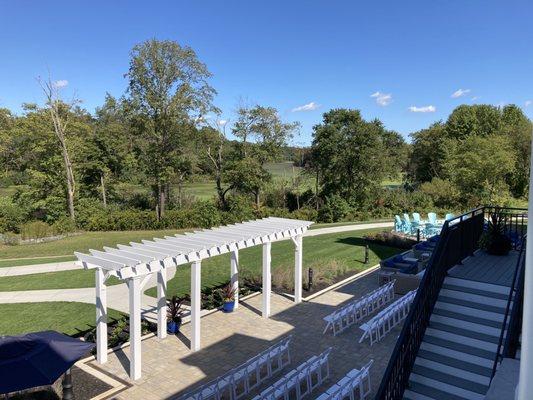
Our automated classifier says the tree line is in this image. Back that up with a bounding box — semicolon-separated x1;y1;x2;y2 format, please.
0;39;531;235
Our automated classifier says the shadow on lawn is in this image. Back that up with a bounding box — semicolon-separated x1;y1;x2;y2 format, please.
335;235;403;263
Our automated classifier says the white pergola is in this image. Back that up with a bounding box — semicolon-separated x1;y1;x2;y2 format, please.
75;217;312;380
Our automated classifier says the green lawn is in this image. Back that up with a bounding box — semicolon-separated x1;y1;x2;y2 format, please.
0;228;398;292
0;220;394;268
145;228;400;299
0;229;190;263
0;302;125;336
0;269;121;291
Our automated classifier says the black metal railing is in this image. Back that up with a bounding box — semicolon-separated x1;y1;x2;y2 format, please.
484;206;528;250
490;234;526;380
375;207;485;400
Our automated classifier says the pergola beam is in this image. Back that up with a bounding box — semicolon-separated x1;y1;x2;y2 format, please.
75;217;313;380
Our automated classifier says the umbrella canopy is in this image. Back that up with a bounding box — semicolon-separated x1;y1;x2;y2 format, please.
0;330;95;394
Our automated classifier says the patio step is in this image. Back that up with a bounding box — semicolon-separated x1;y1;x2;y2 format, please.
437;295;506;315
441;283;510;301
403;276;510;400
417;349;493;377
404;382;468;400
439;288;508;308
443;276;510;295
430;313;502;337
427;321;500;344
432;307;504;329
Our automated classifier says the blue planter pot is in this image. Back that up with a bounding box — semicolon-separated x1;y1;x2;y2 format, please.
167;320;181;334
223;301;235;313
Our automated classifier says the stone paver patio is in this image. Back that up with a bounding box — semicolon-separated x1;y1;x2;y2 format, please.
82;270;401;399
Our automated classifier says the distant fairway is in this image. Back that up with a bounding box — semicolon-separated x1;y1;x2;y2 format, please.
0;162;402;202
183;161;310;200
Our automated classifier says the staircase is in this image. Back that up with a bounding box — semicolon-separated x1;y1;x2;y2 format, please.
403;276;511;400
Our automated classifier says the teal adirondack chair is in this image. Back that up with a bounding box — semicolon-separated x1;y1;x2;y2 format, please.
445;213;455;221
425;212;441;236
394;215;405;233
403;213;412;234
412;213;423;235
404;213;419;235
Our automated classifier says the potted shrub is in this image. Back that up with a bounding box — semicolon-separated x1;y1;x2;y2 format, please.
479;213;512;256
222;284;236;313
167;295;184;334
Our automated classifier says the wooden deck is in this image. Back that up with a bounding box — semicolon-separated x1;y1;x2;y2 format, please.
448;249;520;287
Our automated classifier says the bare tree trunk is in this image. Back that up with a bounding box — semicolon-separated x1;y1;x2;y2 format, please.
100;173;107;208
159;184;166;218
315;168;320;211
177;180;183;208
207;142;229;209
255;191;260;207
63;147;76;220
38;76;77;221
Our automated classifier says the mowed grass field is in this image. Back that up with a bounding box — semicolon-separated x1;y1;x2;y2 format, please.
0;228;398;292
0;220;391;268
145;227;400;299
0;302;125;336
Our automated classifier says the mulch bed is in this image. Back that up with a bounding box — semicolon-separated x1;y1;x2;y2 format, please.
2;366;113;400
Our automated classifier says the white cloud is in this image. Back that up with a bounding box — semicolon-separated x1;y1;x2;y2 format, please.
471;96;480;101
53;80;69;89
525;100;532;107
370;91;393;106
218;119;227;126
451;88;471;98
408;105;436;113
291;102;320;112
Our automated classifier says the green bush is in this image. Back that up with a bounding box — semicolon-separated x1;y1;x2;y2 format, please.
0;197;25;233
20;221;53;240
52;216;77;234
318;195;351;222
419;178;460;209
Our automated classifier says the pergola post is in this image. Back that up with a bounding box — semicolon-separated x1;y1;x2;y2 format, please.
231;250;239;309
191;260;202;352
128;276;142;380
262;242;272;318
95;268;107;364
294;234;303;304
157;268;167;339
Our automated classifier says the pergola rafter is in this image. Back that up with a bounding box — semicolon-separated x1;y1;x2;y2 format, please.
75;217;313;380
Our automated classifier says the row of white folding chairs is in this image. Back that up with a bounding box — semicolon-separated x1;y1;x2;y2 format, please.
316;359;374;400
358;290;417;346
323;281;395;336
179;336;292;400
252;347;332;400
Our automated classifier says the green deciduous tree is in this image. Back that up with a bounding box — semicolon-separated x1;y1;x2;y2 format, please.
126;39;218;218
310;109;397;207
408;122;447;183
442;135;516;206
446;104;502;139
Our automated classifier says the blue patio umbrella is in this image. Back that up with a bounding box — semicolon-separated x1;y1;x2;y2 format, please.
0;330;95;395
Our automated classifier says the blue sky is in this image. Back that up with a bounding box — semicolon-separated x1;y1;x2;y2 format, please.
1;1;532;144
